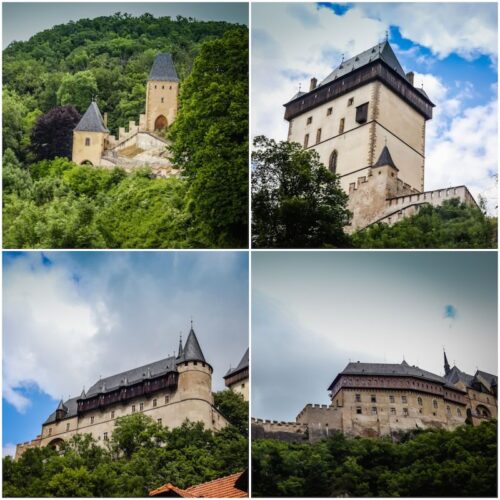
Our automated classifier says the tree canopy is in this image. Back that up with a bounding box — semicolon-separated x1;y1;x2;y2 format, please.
3;14;248;249
252;421;497;497
3;396;248;497
251;136;352;248
353;198;497;249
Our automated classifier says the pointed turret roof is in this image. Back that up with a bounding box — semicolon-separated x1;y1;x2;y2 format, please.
148;53;179;82
181;326;206;363
374;145;398;169
444;350;451;375
320;41;406;87
74;101;108;133
177;334;184;358
79;388;86;399
56;399;66;411
224;348;249;378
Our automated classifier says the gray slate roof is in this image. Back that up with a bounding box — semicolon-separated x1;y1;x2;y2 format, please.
44;396;79;425
330;360;461;391
74;101;109;133
445;366;497;390
148;53;179;82
476;370;497;386
179;328;206;363
374;145;398;169
86;356;178;397
319;41;406;87
225;348;249;378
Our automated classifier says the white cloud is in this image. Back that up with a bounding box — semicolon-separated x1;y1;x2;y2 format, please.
3;253;248;415
3;443;17;458
356;3;498;61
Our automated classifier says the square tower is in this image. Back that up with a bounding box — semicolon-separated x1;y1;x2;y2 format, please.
284;41;434;194
72;101;109;166
145;53;179;133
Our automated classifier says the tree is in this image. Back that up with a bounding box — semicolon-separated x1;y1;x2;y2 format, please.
169;27;249;248
252;136;352;248
213;390;248;434
56;71;98;113
352;198;497;249
30;106;81;161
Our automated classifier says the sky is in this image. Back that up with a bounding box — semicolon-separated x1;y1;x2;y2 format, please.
252;2;498;213
252;251;498;421
2;251;248;457
2;2;248;48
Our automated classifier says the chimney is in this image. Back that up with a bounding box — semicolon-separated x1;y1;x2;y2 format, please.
103;112;108;127
309;77;317;91
406;72;414;86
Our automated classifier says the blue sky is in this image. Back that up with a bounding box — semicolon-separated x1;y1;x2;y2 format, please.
252;251;497;421
3;251;248;456
252;2;498;212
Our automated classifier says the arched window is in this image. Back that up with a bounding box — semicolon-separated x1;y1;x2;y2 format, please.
417;397;423;406
85;137;91;146
329;150;338;173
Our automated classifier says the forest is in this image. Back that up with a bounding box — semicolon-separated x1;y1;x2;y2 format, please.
252;420;497;497
2;390;248;497
3;13;248;248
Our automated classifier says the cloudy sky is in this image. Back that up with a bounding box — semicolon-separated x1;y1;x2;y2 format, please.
252;2;498;213
3;251;248;457
252;251;497;421
2;2;248;48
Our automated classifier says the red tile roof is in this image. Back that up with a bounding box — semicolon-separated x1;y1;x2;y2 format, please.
149;471;248;498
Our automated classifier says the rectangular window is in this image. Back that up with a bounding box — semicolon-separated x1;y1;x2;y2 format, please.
370;394;376;403
371;407;377;415
304;134;309;148
111;411;115;419
339;118;345;134
104;432;108;441
348;97;354;106
90;416;94;424
316;128;322;144
355;102;369;124
403;408;409;416
327;107;333;116
153;399;157;407
402;396;407;404
161;97;164;103
165;395;170;404
356;407;362;414
306;116;312;125
157;418;162;426
355;394;361;402
66;423;70;431
389;395;395;403
132;405;136;413
433;400;438;408
48;428;52;436
140;403;144;411
85;138;90;146
390;407;396;415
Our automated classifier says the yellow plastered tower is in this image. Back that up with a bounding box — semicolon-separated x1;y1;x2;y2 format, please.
72;101;109;165
145;53;179;133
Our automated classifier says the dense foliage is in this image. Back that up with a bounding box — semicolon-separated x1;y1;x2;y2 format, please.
2;15;248;248
251;136;352;248
169;28;249;248
214;390;249;435
252;421;497;497
353;198;497;249
3;392;248;497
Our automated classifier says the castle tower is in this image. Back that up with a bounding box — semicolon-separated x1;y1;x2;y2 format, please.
145;53;179;133
72;101;109;166
284;41;434;194
176;325;213;404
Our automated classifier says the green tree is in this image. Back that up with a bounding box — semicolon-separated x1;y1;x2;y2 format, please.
169;27;249;248
213;390;248;434
353;198;497;249
57;71;98;113
252;135;352;248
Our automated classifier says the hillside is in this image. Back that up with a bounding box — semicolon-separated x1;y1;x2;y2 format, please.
2;14;249;249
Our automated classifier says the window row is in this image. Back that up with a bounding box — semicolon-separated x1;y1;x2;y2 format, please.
355;406;462;417
304;101;368;130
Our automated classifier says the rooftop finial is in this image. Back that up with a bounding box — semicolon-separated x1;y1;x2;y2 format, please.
298;82;301;92
190;316;194;329
341;53;344;63
385;29;389;42
384;136;387;146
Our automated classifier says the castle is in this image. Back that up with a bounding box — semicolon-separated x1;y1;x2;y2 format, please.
253;351;497;442
224;348;249;401
71;53;179;174
15;326;230;459
284;40;478;232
